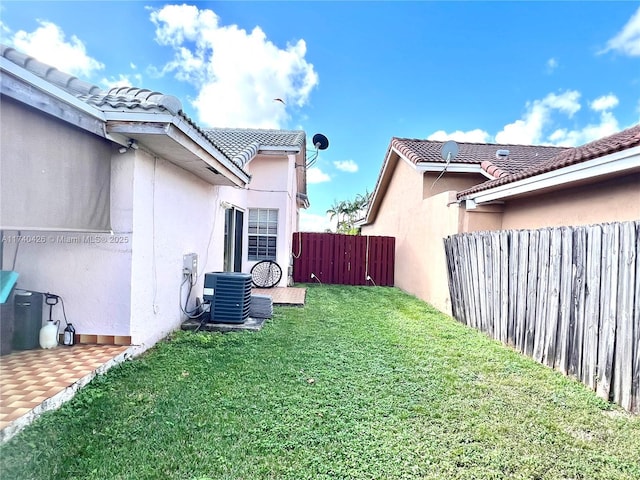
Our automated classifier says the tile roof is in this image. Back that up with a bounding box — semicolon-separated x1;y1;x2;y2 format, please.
1;44;101;97
1;44;243;170
458;124;640;198
203;128;306;167
79;86;183;115
1;44;312;184
391;137;567;174
1;44;182;115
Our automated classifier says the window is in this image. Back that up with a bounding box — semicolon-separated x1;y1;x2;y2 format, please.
248;209;278;260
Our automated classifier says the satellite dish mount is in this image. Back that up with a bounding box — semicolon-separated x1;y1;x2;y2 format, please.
305;133;329;168
432;140;459;189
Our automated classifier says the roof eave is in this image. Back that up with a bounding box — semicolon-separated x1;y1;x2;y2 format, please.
361;144;396;226
1;57;106;135
415;161;495;179
105;118;250;187
459;146;640;207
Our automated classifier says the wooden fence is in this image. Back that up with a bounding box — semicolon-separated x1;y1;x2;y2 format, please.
444;221;639;414
292;232;394;286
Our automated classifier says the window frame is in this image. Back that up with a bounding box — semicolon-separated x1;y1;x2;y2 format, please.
247;208;278;261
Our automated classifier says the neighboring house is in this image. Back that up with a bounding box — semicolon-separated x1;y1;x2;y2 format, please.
0;44;308;349
361;125;640;314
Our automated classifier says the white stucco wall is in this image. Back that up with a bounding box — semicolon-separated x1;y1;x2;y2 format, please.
2;104;302;348
127;151;230;347
217;153;298;287
2;144;134;342
2;133;234;348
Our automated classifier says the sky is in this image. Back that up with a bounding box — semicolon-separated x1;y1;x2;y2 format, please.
1;1;639;232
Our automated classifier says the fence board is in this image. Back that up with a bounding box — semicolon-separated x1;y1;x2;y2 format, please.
465;235;478;329
569;227;587;379
515;230;530;353
533;229;550;363
543;228;562;368
444;220;639;414
525;230;540;357
632;222;640;413
507;231;519;347
597;223;619;400
499;232;509;345
476;234;488;332
461;235;475;327
555;227;573;375
614;222;635;410
443;239;456;318
583;225;602;389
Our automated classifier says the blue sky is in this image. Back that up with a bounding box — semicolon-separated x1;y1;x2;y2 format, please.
1;1;639;231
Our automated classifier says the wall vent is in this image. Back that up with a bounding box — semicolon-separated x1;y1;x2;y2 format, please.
203;272;252;323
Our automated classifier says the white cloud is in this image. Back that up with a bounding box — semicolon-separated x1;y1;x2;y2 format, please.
600;6;640;56
546;57;558;73
547;98;620;146
149;4;319;128
307;167;330;184
590;94;619;112
547;112;619;146
299;211;333;232
427;128;490;143
495;90;581;145
333;160;358;173
436;91;623;148
10;20;104;78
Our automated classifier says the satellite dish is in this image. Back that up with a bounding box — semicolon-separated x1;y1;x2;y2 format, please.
440;140;459;161
431;140;459;190
312;133;329;150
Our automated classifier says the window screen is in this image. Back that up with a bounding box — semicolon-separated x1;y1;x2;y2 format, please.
248;208;278;260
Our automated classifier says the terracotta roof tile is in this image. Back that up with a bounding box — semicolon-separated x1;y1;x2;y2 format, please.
480;160;510;178
391;137;566;174
458;124;640;198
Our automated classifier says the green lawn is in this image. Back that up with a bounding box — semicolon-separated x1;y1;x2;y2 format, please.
1;285;638;480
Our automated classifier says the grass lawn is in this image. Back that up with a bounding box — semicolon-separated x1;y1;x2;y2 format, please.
1;285;638;480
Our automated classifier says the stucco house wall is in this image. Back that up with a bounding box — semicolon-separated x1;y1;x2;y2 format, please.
1;100;134;342
362;158;460;313
497;173;640;231
1;100;239;348
244;153;297;284
128;150;232;347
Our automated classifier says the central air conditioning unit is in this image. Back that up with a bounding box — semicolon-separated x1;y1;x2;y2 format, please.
203;272;252;324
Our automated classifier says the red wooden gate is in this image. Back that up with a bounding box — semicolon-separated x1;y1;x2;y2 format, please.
292;233;394;286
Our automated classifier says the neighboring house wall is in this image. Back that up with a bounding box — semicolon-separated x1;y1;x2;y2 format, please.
362;159;460;314
424;172;482;198
496;173;640;231
364;130;639;317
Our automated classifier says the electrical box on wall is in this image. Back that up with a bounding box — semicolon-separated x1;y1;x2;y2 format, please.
183;253;198;276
